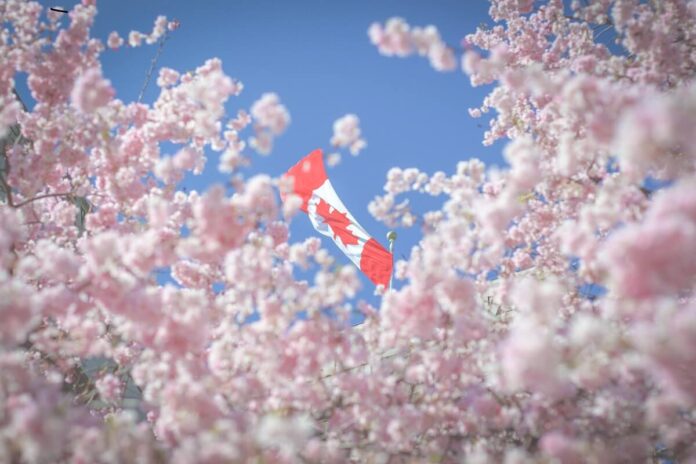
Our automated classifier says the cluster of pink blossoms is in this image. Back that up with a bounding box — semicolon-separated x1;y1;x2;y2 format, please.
368;17;458;72
106;15;180;50
249;93;291;155
326;114;367;167
1;0;696;462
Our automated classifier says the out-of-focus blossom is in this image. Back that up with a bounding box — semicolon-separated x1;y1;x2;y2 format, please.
95;373;123;404
369;17;456;71
330;114;366;156
255;414;313;456
249;93;290;155
71;68;114;113
156;67;180;87
107;31;123;49
326;152;341;167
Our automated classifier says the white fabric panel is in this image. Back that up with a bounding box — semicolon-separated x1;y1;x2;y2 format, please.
307;179;369;267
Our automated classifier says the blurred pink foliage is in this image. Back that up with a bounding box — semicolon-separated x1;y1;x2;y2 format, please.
326;113;367;167
1;0;696;462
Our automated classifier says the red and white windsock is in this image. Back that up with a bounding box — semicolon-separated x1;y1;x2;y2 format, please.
281;149;393;287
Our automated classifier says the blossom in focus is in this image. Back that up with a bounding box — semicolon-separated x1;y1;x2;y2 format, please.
2;0;696;462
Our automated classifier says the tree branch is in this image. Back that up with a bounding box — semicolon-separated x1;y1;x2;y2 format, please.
137;32;171;104
13;191;73;208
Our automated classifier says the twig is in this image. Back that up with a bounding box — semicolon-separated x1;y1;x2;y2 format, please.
137;32;171;103
13;191;73;208
594;24;614;41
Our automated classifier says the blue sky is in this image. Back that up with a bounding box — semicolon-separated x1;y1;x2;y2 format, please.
28;0;508;318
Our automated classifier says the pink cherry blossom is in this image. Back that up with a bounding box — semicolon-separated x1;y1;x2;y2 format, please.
168;20;181;31
107;31;123;49
70;67;114;113
128;30;144;47
156;67;180;87
326;152;342;167
249;93;290;155
95;373;123;404
330;113;367;156
2;0;696;462
600;178;696;299
369;18;456;72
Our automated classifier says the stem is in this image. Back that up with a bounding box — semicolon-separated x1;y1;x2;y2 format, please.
137;33;170;104
594;24;614;41
13;191;73;208
387;230;397;290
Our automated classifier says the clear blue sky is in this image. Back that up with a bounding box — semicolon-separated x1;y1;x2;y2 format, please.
29;0;508;319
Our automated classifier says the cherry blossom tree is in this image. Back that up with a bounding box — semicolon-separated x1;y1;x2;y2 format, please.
1;0;695;462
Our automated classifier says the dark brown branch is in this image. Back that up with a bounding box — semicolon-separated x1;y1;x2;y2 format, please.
12;191;73;208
